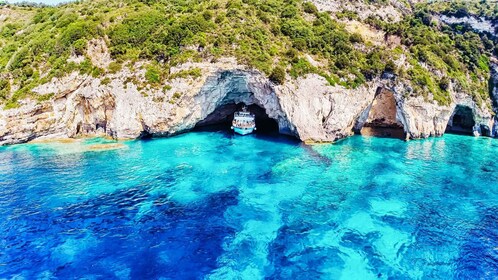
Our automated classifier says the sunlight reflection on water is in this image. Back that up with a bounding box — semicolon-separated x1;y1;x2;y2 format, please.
0;133;497;279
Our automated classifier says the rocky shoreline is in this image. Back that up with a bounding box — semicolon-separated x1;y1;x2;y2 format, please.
1;57;496;146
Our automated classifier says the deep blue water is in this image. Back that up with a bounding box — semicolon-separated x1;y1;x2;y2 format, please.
0;132;497;279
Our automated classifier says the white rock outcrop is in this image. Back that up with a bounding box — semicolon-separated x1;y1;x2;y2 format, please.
0;58;496;145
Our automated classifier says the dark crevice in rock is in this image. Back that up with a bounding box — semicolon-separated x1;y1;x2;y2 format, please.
480;124;492;137
446;105;476;135
96;122;106;131
139;119;153;139
138;130;153;139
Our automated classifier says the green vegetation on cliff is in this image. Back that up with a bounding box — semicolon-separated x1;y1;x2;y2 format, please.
425;0;498;19
0;0;495;108
365;5;494;106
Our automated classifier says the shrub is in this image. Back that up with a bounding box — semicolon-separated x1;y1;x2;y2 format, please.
290;58;316;78
384;60;397;73
9;48;30;70
108;62;122;74
78;59;93;75
303;2;318;14
169;68;202;80
337;9;359;20
215;14;226;24
281;19;311;39
145;65;161;84
101;77;111;85
108;11;165;55
269;66;286;84
281;5;298;18
37;93;54;102
73;39;87;56
33;10;50;24
285;48;299;63
60;21;97;48
349;33;363;43
22;67;34;78
0;23;21;38
169;91;182;104
91;67;103;78
163;84;172;91
202;10;213;20
0;79;10;100
292;38;307;51
257;10;271;24
55;12;78;28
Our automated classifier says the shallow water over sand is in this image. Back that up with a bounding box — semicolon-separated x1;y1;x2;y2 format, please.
0;132;497;279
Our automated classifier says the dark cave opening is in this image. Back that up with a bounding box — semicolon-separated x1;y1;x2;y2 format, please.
194;103;279;134
446;105;476;135
358;88;406;139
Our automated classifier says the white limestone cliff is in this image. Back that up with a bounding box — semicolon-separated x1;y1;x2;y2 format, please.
0;58;496;145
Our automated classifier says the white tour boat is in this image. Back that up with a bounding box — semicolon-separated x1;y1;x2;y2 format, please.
231;106;256;135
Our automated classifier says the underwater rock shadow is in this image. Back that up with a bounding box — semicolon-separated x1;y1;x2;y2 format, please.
456;207;498;278
2;183;240;279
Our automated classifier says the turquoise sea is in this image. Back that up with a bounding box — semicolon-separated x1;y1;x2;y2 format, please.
0;131;497;279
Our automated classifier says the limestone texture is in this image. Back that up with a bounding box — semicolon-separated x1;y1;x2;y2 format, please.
1;58;497;145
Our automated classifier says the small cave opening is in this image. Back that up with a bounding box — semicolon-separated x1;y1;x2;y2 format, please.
446;105;476;135
357;88;406;139
194;103;279;134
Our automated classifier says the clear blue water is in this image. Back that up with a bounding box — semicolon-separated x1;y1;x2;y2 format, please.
0;132;497;279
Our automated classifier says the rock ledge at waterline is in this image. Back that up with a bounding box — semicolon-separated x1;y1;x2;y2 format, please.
0;57;496;146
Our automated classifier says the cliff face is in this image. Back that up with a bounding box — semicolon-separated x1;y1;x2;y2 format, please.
1;0;496;145
0;57;496;145
490;63;498;136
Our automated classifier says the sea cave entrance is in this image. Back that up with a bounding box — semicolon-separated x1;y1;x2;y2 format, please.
356;87;406;139
194;102;279;134
191;70;293;137
446;105;476;135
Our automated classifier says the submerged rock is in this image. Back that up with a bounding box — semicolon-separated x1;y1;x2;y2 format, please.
86;143;127;151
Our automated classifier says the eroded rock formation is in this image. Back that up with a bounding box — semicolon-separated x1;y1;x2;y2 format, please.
490;63;498;137
355;88;405;139
1;58;497;145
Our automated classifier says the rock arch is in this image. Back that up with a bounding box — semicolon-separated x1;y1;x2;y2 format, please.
168;70;296;137
354;87;406;139
446;104;476;135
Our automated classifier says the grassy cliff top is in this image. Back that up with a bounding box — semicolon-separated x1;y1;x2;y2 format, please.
0;0;495;109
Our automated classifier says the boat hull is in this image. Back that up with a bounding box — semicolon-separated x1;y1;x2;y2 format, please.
233;127;255;135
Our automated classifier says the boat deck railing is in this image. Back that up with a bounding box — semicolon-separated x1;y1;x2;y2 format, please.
233;109;255;128
234;112;254;118
232;119;255;128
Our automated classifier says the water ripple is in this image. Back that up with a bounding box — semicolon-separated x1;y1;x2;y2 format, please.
0;133;497;278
